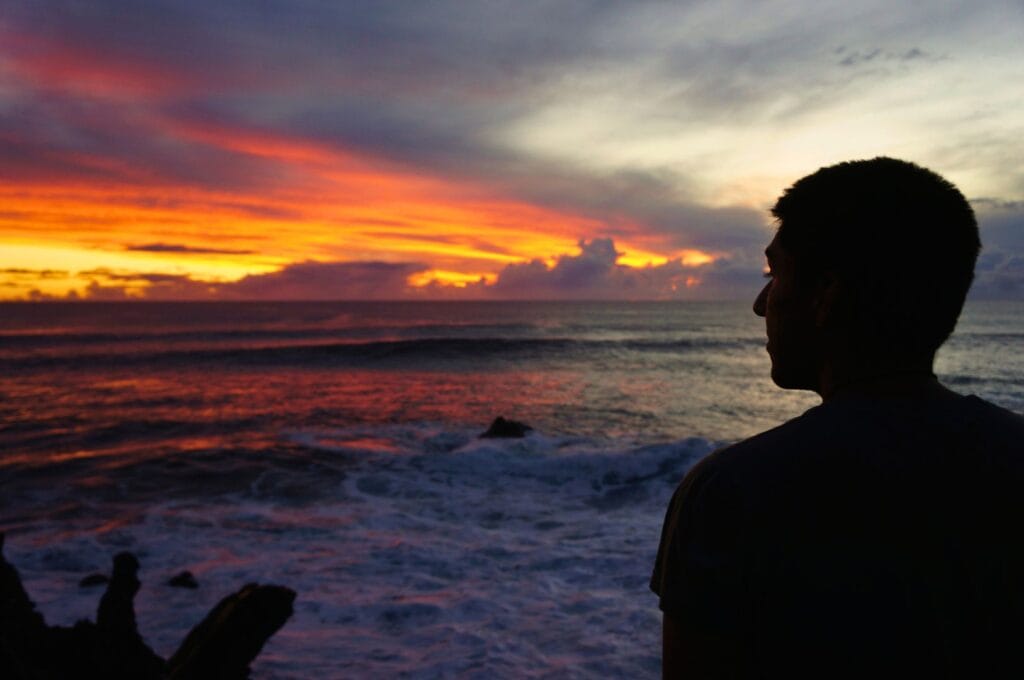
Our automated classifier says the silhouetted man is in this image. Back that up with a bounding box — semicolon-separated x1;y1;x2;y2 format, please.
651;158;1024;678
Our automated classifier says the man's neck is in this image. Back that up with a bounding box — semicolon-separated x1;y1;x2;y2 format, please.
818;358;952;403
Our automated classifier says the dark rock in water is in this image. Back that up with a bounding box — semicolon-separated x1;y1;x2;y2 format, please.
79;573;110;588
168;571;199;589
480;416;532;438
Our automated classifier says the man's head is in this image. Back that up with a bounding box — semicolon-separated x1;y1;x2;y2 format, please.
754;157;980;393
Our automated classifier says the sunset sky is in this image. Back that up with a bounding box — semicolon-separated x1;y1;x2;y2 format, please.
1;0;1022;300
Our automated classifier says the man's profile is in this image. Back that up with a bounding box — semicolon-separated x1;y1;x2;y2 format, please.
651;158;1024;678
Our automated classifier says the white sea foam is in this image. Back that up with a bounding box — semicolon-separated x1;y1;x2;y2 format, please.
9;425;717;679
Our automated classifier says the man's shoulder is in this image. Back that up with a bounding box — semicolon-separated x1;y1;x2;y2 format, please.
671;406;830;508
698;402;838;476
961;394;1024;432
698;393;1024;488
952;395;1024;464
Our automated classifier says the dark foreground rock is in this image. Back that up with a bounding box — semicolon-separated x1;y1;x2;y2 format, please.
479;416;532;438
167;584;296;679
0;533;294;679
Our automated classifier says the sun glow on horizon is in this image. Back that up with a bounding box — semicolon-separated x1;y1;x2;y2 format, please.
616;245;716;269
0;116;718;300
407;269;497;289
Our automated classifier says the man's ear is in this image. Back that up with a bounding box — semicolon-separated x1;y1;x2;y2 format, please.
812;271;843;329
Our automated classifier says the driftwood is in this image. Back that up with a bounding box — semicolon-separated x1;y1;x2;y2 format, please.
0;533;295;679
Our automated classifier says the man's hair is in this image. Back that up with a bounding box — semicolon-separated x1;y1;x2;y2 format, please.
772;157;980;358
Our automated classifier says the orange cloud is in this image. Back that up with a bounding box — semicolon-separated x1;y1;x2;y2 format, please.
0;100;716;299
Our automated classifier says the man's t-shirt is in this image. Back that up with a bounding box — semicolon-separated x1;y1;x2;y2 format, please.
651;393;1024;677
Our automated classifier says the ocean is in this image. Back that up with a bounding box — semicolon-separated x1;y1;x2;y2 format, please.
1;300;1022;678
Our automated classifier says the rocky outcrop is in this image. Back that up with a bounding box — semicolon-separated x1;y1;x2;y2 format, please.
479;416;533;438
0;533;294;679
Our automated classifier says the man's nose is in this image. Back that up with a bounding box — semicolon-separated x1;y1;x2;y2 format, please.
753;283;769;317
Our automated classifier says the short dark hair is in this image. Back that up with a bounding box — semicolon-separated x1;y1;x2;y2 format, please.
772;157;980;358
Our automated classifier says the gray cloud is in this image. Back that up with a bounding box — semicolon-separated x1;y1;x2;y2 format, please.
481;238;756;300
976;199;1024;252
0;268;69;278
836;47;938;67
970;201;1024;298
0;94;295;192
973;252;1024;297
495;166;772;254
69;260;429;300
126;242;255;255
222;261;425;300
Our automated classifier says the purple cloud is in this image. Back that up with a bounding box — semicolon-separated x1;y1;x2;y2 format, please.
482;238;753;300
126;242;255;255
60;239;767;301
220;261;426;301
